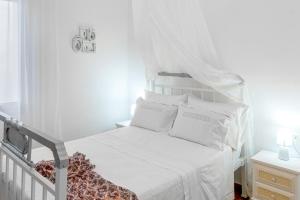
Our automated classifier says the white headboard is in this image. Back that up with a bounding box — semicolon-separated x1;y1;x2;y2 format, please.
147;72;229;103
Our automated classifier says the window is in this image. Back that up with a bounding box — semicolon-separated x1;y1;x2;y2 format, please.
0;0;19;116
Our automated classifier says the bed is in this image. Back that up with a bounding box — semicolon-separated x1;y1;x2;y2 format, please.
0;74;248;200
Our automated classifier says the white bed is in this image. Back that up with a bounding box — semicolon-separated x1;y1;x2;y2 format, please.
1;126;234;200
0;74;249;200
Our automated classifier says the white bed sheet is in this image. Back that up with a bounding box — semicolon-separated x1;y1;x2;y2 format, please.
233;149;242;169
2;126;234;200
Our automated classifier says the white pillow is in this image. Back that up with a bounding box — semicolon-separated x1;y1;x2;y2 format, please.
131;98;178;132
188;95;248;150
170;104;232;151
145;90;187;106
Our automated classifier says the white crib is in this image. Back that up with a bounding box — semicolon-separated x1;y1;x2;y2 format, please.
0;113;68;200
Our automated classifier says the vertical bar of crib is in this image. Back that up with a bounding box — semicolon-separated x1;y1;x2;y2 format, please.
5;156;9;180
5;156;9;200
43;187;48;200
21;168;25;200
13;162;17;199
31;178;36;200
0;151;3;199
27;138;32;161
55;167;67;200
0;150;2;179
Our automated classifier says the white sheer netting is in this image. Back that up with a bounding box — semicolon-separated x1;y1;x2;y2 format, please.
0;0;19;118
132;0;254;195
19;0;62;139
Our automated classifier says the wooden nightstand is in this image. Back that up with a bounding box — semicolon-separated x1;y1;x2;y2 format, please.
115;120;131;128
251;151;300;200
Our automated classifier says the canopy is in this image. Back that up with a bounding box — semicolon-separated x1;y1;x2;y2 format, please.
20;0;62;139
132;0;253;195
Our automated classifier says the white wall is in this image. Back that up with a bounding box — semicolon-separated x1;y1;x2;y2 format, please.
128;0;300;155
200;0;300;154
57;0;130;141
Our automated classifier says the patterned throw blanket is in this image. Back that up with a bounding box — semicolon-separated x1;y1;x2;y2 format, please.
35;152;138;200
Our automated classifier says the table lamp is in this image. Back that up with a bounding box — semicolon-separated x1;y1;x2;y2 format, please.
277;128;293;161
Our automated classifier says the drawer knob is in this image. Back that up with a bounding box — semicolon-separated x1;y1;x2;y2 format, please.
270;194;276;200
271;177;277;183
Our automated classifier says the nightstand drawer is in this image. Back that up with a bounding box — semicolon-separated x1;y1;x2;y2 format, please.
255;182;294;200
255;164;296;193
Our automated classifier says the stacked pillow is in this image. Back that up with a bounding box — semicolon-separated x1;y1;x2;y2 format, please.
188;95;248;150
170;104;232;150
130;90;247;151
131;90;187;132
131;98;178;132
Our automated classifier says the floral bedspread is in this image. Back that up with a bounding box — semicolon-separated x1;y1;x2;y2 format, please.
35;152;139;200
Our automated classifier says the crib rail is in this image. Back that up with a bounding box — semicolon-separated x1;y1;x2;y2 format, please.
0;112;68;200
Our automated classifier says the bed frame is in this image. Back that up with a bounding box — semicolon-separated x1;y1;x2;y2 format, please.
0;112;68;200
148;72;249;198
0;72;248;200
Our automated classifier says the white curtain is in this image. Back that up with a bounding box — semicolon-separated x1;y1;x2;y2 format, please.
19;0;62;139
132;0;254;195
0;0;19;110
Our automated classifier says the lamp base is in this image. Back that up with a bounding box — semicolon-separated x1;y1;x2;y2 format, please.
278;147;290;161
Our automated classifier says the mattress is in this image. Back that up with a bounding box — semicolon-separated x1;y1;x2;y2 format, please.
1;126;234;200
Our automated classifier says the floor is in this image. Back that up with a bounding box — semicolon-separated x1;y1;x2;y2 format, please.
235;194;248;200
234;184;249;200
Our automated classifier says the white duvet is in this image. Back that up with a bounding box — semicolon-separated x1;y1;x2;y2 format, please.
1;126;234;200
